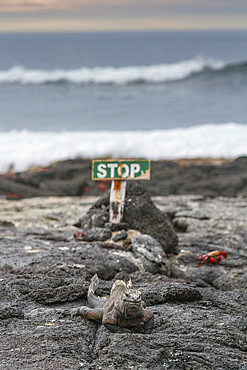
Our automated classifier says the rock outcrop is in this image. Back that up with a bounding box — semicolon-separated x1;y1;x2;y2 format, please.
80;181;178;253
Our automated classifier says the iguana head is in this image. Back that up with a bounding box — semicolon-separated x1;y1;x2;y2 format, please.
112;279;141;307
112;279;143;317
121;288;143;318
122;288;142;306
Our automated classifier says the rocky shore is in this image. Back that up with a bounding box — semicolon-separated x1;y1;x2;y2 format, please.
0;188;246;368
1;156;247;199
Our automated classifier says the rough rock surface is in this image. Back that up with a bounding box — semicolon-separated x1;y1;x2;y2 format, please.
80;181;178;253
0;195;246;369
1;156;247;198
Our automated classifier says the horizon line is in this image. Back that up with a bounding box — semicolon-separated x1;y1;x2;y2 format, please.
1;27;247;34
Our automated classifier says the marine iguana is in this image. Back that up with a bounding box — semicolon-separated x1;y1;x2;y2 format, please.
63;274;154;334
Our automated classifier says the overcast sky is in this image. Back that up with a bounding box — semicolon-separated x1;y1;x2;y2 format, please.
1;0;247;32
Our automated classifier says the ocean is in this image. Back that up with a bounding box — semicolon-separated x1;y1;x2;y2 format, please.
0;31;247;172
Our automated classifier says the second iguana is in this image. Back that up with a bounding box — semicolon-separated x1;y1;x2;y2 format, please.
62;274;154;334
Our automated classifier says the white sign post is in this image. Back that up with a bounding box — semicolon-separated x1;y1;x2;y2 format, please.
109;180;127;224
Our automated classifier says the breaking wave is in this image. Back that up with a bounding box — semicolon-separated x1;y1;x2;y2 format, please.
0;57;240;86
0;123;246;172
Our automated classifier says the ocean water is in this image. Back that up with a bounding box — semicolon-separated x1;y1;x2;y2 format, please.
0;31;247;171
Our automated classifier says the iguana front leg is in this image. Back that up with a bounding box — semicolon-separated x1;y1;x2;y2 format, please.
78;306;103;321
143;309;154;334
61;306;103;321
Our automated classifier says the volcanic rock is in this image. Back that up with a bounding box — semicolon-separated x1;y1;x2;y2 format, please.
130;234;170;276
85;227;112;242
80;181;178;253
0;195;246;369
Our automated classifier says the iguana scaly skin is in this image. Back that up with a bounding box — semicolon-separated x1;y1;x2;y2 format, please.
67;274;154;334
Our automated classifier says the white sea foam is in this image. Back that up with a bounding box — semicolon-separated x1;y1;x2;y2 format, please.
0;57;225;85
0;123;246;173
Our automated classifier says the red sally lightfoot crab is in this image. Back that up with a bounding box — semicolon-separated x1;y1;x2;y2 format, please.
74;231;86;241
196;250;227;267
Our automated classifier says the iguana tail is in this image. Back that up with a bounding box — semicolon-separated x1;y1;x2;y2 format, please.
87;274;107;308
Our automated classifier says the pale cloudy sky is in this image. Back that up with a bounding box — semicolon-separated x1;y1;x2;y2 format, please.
0;0;247;32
